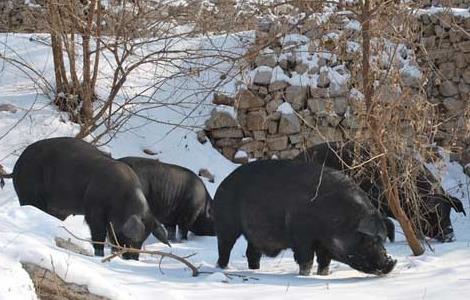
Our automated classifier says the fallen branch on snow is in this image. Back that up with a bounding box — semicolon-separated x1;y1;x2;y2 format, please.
60;226;200;277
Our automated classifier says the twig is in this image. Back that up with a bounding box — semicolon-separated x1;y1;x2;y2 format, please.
60;226;199;277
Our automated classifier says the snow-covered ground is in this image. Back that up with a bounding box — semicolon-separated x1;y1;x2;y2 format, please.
1;33;470;300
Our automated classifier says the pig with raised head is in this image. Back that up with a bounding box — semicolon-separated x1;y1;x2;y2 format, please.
214;159;396;276
118;157;214;242
1;137;169;259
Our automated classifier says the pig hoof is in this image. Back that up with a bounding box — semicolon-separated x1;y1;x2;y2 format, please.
248;262;260;270
298;265;312;276
317;268;329;276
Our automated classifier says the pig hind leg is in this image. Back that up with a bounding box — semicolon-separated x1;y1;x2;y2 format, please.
217;233;240;269
246;242;262;269
216;216;241;269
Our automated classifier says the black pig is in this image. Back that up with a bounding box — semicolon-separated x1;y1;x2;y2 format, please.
119;157;214;242
1;137;169;259
214;159;396;276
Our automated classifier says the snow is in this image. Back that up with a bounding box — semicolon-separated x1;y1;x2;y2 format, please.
277;102;294;115
234;150;248;159
280;34;310;47
271;66;291;83
347;41;361;53
1;32;470;300
416;7;470;18
345;19;362;31
214;105;237;119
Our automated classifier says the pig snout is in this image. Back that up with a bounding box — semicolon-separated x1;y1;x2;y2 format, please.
376;256;397;275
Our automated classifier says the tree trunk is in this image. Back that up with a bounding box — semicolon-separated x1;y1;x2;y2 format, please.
80;0;97;133
361;0;424;256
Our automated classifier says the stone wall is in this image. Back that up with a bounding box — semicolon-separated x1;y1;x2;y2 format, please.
422;0;470;8
204;8;469;165
416;10;470;163
0;0;47;33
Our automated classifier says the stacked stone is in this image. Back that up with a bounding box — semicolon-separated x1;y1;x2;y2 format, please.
417;10;470;161
421;0;470;8
0;0;47;33
204;17;359;163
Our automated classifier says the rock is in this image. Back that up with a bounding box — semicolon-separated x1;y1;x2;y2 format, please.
420;13;431;25
308;65;320;74
455;53;466;69
310;87;329;98
222;147;237;161
439;80;459;97
317;70;330;88
289;134;303;144
400;66;422;88
279;148;301;159
246;110;268;130
266;135;288;151
342;115;361;129
278;113;301;135
239;139;264;152
233;150;249;164
211;128;244;138
463;68;470;84
266;99;283;114
421;36;436;49
267;111;281;121
269;80;289;92
426;48;454;62
459;82;470;95
434;24;444;37
205;110;238;129
0;103;17;113
253;130;267;141
199;168;215;183
197;130;208;144
215;138;241;148
326;114;342;126
449;30;461;43
285;86;307;110
253;66;273;85
438;62;455;80
213;93;235;106
334;97;348;115
255;53;278;68
143;149;159;156
307;98;327;115
442;97;464;113
458;40;470;53
268;120;278;134
379;84;402;103
258;86;269;95
237;110;247;127
236;89;265;109
295;63;308;74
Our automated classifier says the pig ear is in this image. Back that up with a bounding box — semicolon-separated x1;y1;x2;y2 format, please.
150;218;171;247
357;214;387;241
122;215;146;241
446;196;466;216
